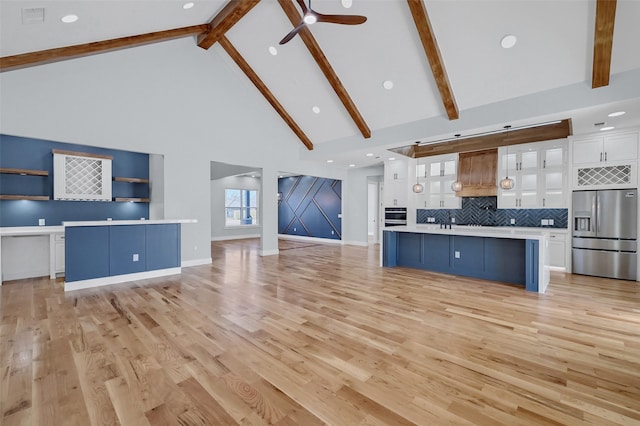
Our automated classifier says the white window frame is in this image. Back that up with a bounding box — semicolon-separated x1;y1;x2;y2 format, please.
224;188;259;227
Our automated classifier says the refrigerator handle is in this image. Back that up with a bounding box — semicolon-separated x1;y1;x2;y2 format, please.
596;195;601;234
591;194;597;233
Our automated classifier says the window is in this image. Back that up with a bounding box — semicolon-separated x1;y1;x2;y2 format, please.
225;189;258;226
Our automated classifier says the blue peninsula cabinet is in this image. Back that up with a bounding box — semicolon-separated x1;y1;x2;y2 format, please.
64;220;190;291
383;226;548;293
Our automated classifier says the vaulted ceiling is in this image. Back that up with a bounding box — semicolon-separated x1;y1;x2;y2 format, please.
2;0;640;168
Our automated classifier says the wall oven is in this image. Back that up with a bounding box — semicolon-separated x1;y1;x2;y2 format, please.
384;207;407;227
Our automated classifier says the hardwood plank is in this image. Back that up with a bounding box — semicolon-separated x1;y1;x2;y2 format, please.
0;25;209;73
218;36;314;151
0;168;48;176
277;0;372;139
592;0;617;88
1;241;640;424
407;0;459;120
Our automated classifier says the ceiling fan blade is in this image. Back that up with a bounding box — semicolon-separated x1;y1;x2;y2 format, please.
296;0;309;14
315;13;367;25
279;21;306;45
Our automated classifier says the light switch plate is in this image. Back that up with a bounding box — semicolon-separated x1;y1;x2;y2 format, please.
541;219;549;226
38;218;45;226
451;217;456;223
549;219;554;225
133;254;139;262
454;251;460;259
510;218;516;224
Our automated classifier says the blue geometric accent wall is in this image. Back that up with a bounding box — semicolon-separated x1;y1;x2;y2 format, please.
0;134;149;227
278;176;342;240
417;196;568;228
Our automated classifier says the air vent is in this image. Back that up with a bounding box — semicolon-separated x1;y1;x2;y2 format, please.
22;8;45;24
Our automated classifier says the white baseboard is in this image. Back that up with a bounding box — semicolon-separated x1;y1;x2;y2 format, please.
64;267;182;292
260;249;279;256
182;258;212;267
278;234;342;245
210;234;260;241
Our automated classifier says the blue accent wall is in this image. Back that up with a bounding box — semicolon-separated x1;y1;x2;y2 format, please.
417;196;568;228
0;134;149;226
278;175;342;240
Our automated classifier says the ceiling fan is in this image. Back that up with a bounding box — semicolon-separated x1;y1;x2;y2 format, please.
279;0;367;45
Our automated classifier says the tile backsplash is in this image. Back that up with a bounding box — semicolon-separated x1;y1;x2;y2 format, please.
417;196;567;228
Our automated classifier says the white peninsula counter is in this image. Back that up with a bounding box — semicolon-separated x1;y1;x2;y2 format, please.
382;225;550;293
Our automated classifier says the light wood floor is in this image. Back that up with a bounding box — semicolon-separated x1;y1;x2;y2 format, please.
1;239;640;425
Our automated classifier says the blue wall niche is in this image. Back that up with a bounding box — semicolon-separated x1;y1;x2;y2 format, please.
0;134;151;227
278;175;342;240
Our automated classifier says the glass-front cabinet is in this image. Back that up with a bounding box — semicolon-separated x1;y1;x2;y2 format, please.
498;139;567;209
416;153;460;209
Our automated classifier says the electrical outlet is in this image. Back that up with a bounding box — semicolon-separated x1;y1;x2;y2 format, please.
294;227;297;232
38;218;45;226
454;251;461;259
451;217;455;223
549;219;554;225
331;230;334;235
132;254;139;262
510;218;516;225
541;219;549;226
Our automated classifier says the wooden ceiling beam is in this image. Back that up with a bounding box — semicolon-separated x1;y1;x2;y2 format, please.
277;0;371;139
218;36;314;150
0;25;209;73
396;119;572;158
197;0;260;50
592;0;617;88
407;0;459;120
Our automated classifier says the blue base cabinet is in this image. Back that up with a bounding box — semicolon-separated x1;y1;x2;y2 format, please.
66;223;181;283
384;231;533;288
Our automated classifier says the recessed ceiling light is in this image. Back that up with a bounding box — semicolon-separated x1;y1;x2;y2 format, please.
182;2;194;9
268;46;278;56
608;111;626;117
366;153;373;157
61;14;78;23
501;34;517;49
312;106;320;114
341;0;353;8
383;80;394;90
600;126;615;131
327;160;334;163
389;157;396;161
349;164;356;167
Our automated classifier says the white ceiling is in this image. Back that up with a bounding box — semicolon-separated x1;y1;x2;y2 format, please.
2;0;640;169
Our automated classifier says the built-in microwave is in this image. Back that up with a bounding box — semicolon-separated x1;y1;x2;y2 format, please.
384;207;407;227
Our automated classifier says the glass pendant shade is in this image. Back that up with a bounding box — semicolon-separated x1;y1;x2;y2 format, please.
451;181;463;192
412;183;424;193
500;177;514;190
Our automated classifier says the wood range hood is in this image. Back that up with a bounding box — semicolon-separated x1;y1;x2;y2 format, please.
456;149;497;197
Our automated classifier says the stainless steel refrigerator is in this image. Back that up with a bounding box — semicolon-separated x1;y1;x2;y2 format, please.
572;189;637;280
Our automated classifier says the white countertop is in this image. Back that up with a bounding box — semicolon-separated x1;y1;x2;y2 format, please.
384;225;557;241
0;226;64;236
62;219;197;227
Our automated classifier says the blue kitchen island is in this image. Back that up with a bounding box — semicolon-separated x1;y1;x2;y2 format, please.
64;219;196;291
382;225;550;293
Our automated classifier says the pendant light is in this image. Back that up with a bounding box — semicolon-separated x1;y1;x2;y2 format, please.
451;134;463;192
412;157;424;193
499;125;515;190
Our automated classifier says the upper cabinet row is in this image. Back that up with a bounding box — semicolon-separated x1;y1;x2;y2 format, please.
497;139;567;209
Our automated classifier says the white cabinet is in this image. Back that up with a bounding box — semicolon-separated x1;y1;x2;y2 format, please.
572;132;638;165
415;154;461;209
384;157;409;207
571;131;639;190
548;231;567;270
498;139;567;209
54;234;65;274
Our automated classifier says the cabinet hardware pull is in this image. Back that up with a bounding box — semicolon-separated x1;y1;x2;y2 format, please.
605;152;607;161
600;152;603;162
543;198;546;207
543;160;546;168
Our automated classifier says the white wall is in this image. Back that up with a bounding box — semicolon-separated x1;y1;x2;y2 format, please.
0;38;350;264
211;175;261;240
343;165;385;246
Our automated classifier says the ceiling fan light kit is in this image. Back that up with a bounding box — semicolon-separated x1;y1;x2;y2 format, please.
279;0;367;45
